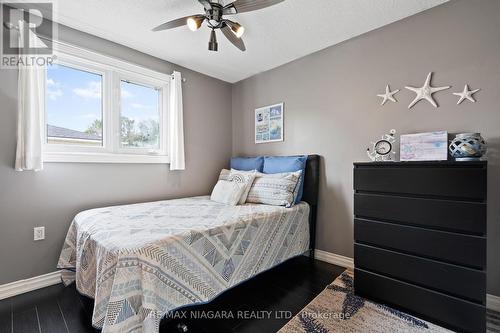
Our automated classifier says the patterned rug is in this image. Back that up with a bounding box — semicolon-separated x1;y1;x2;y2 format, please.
279;270;455;333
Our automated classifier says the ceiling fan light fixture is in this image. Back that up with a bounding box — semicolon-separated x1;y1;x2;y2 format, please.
232;24;244;38
226;20;245;38
208;29;218;51
153;0;286;52
187;15;204;31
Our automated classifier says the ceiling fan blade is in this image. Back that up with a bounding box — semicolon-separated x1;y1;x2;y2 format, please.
198;0;212;10
221;24;246;51
152;15;194;31
223;0;285;14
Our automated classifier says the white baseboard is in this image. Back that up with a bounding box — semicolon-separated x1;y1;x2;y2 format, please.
313;249;500;312
314;249;354;269
0;271;62;300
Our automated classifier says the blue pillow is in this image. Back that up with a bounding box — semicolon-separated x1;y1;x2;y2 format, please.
263;155;308;204
230;156;264;172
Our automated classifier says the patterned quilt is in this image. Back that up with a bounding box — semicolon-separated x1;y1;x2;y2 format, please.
57;196;310;333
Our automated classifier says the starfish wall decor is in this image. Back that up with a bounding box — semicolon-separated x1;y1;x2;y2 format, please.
405;72;450;109
376;74;481;108
377;85;399;106
453;84;480;104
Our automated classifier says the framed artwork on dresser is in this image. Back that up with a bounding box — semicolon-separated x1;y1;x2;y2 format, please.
400;131;448;161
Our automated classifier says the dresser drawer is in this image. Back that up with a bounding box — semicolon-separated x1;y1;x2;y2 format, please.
355;268;486;333
354;193;486;235
355;243;486;303
354;218;486;269
354;166;486;200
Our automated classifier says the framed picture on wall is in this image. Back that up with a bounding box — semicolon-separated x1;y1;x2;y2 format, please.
255;102;284;144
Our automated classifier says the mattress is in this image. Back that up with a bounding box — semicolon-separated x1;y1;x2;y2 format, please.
57;196;310;333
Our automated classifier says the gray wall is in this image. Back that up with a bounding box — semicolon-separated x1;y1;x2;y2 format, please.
231;0;500;295
0;23;232;284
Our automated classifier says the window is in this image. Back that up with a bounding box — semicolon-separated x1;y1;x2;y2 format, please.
43;43;170;164
46;64;103;147
120;81;160;150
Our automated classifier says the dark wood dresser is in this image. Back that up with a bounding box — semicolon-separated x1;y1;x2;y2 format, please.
353;161;487;333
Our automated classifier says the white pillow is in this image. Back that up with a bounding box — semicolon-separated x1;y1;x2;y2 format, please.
217;169;257;205
228;169;256;204
210;180;247;206
246;170;302;207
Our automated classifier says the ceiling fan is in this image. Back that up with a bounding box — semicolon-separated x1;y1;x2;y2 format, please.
152;0;285;52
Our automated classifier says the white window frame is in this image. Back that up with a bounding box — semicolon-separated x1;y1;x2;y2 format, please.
43;42;171;164
115;74;167;156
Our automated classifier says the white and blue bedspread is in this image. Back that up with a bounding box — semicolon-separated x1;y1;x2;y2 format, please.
57;196;310;333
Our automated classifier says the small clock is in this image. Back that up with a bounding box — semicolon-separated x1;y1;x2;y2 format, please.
367;129;397;162
375;140;392;155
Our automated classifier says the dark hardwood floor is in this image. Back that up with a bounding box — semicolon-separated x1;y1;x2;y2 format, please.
0;256;345;333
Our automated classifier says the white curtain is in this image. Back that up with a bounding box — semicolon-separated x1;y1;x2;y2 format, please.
168;71;185;170
15;20;45;171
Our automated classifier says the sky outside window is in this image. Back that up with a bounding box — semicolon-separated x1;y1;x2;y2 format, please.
46;64;103;146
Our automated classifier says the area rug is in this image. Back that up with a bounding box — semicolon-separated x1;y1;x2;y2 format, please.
278;270;452;333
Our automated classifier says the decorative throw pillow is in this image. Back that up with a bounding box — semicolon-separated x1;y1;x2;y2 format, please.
263;155;308;204
246;170;302;207
218;168;231;181
228;169;257;204
210;180;247;206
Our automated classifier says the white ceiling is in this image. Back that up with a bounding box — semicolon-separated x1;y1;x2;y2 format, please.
48;0;447;83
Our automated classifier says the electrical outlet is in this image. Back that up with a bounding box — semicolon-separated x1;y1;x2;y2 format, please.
34;227;45;241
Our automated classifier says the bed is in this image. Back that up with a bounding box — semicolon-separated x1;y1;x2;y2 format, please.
57;155;319;333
